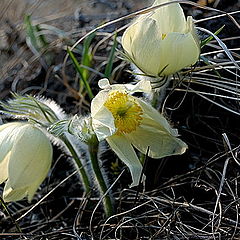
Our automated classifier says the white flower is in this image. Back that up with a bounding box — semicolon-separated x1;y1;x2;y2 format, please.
91;79;187;187
122;0;200;77
0;122;52;202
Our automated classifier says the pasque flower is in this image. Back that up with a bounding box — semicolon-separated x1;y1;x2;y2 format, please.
122;0;200;77
91;79;187;187
0;122;52;202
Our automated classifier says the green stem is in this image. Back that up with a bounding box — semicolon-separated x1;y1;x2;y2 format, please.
62;136;91;194
88;139;113;217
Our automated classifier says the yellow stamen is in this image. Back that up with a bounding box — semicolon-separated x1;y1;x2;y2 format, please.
162;33;167;40
104;91;143;135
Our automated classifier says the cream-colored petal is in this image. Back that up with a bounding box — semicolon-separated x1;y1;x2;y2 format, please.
126;126;187;158
124;80;152;94
152;0;186;33
0;122;23;131
128;98;187;158
0;152;10;184
0;123;26;183
0;132;12;183
27;183;40;202
3;180;28;202
107;135;143;187
0;138;11;163
129;18;166;76
136;98;178;136
187;16;200;47
8;125;52;189
98;78;111;90
121;19;141;58
91;105;116;141
4;169;47;202
26;176;46;202
0;123;22;163
156;32;200;76
110;80;152;94
91;90;109;117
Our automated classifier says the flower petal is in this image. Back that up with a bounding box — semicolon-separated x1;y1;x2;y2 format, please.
91;89;116;140
107;135;143;187
136;98;178;136
187;16;200;48
92;105;116;141
0;123;24;184
98;78;111;90
126;125;187;158
127;98;188;158
152;0;187;33
3;177;46;202
123;80;152;94
8;125;52;189
91;90;109;117
0;152;10;184
156;31;200;75
130;18;166;76
3;180;28;202
0;123;20;164
122;19;140;59
110;80;152;94
27;178;45;202
121;0;200;77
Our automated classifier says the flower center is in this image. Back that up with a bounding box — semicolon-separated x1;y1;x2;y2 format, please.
104;91;143;135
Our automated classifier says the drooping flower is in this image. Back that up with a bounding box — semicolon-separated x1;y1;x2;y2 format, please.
91;79;187;187
122;0;200;77
0;122;52;202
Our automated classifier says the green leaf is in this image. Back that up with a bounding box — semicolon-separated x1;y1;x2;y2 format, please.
24;15;49;50
80;32;96;84
67;47;94;99
24;15;51;65
104;33;117;78
201;25;225;48
24;15;38;50
35;24;49;48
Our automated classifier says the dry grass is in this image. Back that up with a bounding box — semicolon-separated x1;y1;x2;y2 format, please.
0;0;240;239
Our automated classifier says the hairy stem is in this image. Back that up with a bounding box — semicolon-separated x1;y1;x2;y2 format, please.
151;76;170;110
88;139;113;217
62;136;91;194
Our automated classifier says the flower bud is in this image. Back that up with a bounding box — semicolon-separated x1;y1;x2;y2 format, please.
69;115;97;145
122;0;200;77
0;122;52;202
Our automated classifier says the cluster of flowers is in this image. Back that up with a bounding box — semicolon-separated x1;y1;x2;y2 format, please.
0;0;200;202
